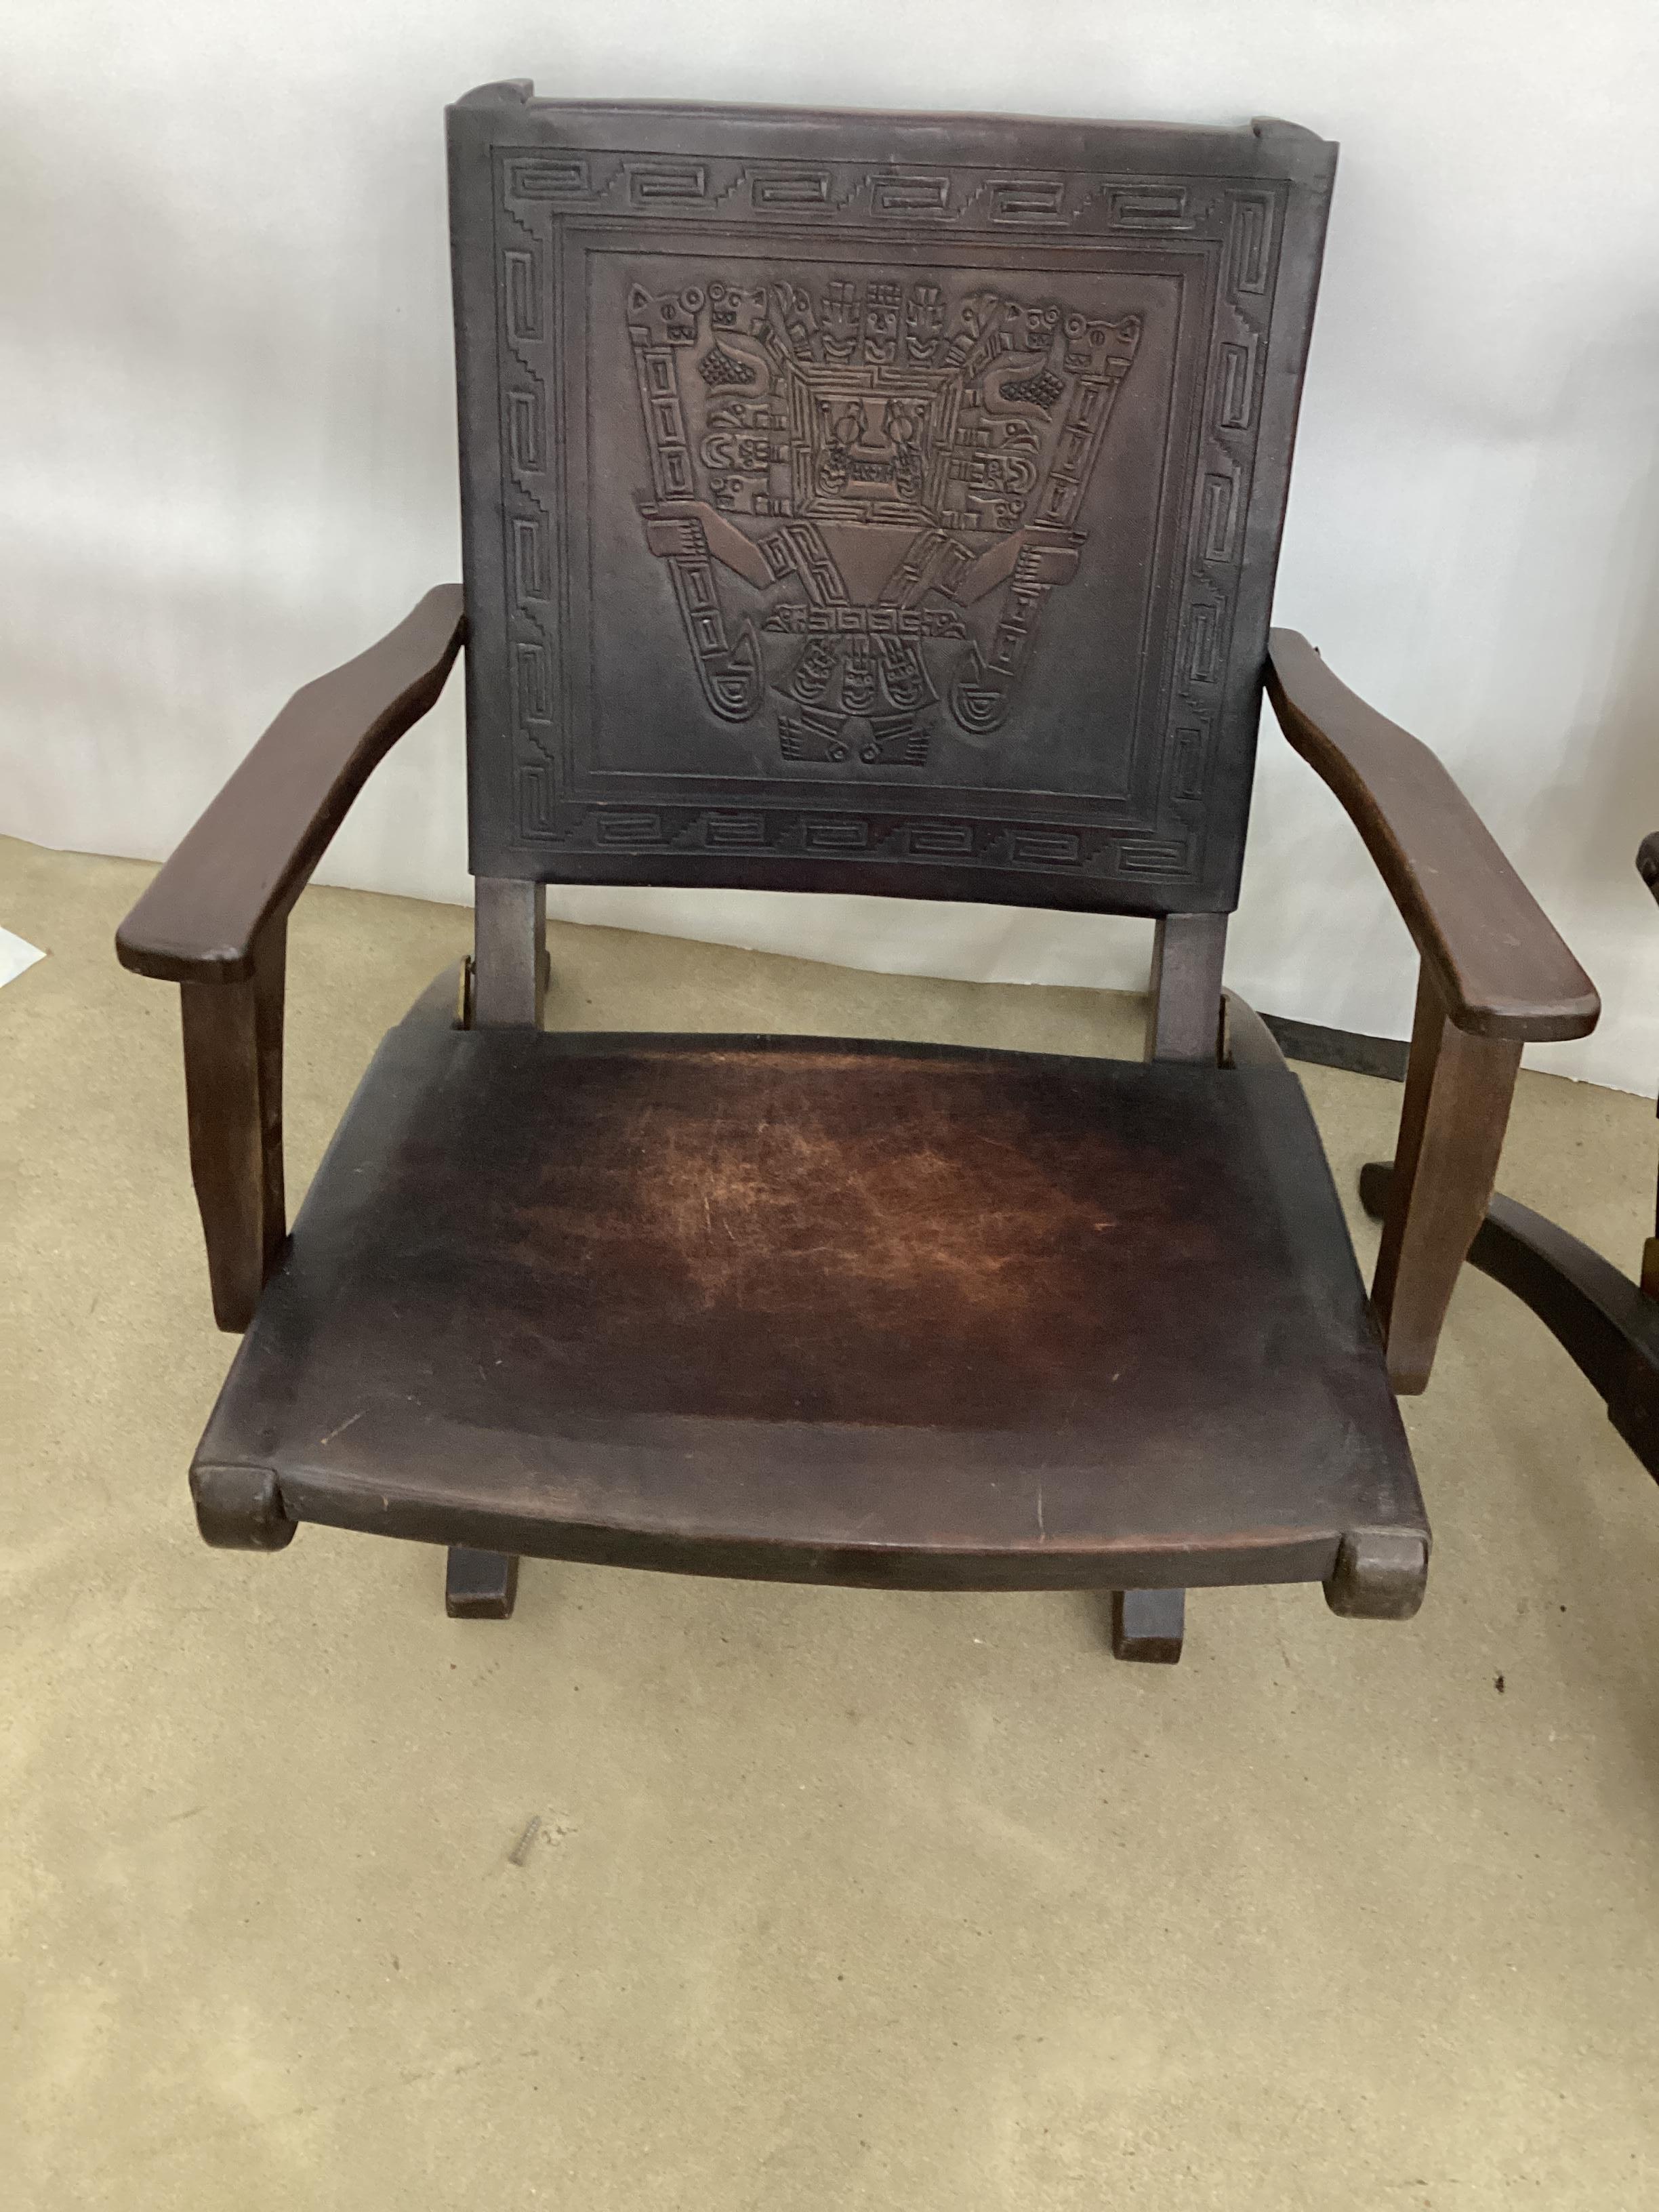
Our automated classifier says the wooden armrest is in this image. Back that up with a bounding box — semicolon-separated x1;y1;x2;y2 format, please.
1265;629;1598;1044
116;586;466;985
116;586;464;1334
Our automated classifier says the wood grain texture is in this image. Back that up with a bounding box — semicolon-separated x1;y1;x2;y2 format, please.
1234;975;1513;1398
1370;965;1521;1393
189;1017;1425;1586
1323;1530;1427;1620
115;588;464;1329
1266;629;1599;1042
1257;1015;1408;1083
1145;913;1227;1064
1363;1164;1659;1484
180;920;287;1332
115;587;466;985
473;879;547;1029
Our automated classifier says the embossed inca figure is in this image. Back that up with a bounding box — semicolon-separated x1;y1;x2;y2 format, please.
628;271;1141;769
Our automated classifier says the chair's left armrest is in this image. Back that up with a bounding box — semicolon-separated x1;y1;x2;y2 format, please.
1265;627;1599;1396
116;586;465;1333
117;585;466;984
1265;628;1597;1043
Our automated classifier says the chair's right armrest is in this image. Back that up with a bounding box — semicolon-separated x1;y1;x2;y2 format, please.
1265;629;1597;1042
1265;628;1599;1395
116;585;465;985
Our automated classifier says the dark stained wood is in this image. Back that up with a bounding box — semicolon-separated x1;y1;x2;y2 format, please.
436;960;525;1610
445;1548;520;1619
180;920;287;1332
117;590;464;1325
190;1463;296;1551
116;587;465;985
473;879;547;1029
1322;1530;1427;1620
1266;630;1599;1043
1129;914;1230;1654
1233;972;1517;1397
1349;830;1654;1496
1145;913;1227;1065
1235;959;1513;1403
1111;1588;1185;1664
1370;966;1521;1393
1258;1014;1408;1082
450;87;1336;919
1362;1166;1659;1486
188;1022;1425;1585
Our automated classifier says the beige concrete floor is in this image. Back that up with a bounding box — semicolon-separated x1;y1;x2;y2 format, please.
5;830;1659;2209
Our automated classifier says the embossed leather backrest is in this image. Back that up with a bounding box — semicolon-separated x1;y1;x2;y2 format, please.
448;85;1335;917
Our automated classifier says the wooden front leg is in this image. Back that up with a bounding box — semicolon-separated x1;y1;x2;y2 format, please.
178;920;287;1332
1371;963;1521;1393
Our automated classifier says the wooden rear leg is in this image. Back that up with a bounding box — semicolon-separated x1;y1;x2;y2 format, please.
1111;1587;1185;1663
445;1547;519;1620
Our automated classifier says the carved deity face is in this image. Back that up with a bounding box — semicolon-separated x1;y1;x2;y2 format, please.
706;280;769;337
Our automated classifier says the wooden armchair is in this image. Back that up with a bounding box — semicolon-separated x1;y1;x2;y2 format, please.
116;87;1596;1660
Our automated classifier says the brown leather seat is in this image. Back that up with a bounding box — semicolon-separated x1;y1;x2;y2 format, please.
193;995;1421;1593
